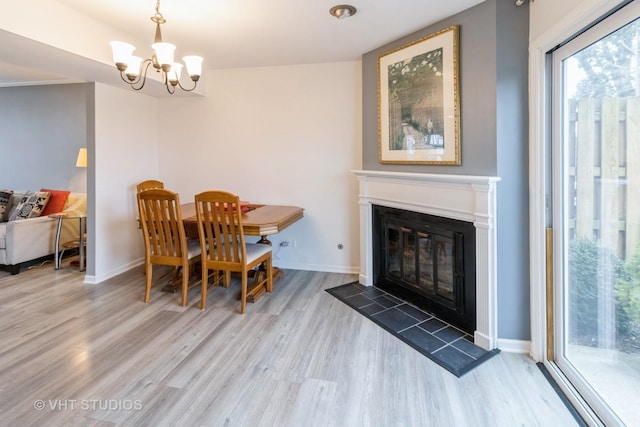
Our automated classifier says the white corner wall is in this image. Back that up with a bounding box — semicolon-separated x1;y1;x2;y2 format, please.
87;83;160;284
529;0;627;42
156;61;363;273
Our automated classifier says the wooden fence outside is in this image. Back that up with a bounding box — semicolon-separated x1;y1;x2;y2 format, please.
568;97;640;261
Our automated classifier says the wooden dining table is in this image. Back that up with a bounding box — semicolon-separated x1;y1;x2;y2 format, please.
180;203;304;302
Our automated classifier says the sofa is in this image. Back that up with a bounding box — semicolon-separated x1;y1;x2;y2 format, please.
0;190;87;274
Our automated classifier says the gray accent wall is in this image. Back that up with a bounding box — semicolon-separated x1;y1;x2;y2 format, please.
496;1;530;340
363;1;498;174
362;0;530;340
0;83;91;193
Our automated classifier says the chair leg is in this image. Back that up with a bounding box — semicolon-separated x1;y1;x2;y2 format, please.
266;257;273;293
240;273;247;314
224;270;231;288
200;265;208;310
144;263;153;302
181;264;189;307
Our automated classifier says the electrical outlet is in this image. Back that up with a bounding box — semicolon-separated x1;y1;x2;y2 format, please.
280;240;296;247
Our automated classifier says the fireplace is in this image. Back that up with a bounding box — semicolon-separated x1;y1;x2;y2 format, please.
373;205;476;334
353;170;500;350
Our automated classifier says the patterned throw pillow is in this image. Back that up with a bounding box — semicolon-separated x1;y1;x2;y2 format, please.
0;190;13;222
4;193;23;221
8;191;51;221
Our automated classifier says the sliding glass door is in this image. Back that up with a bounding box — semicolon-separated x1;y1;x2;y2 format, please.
551;2;640;425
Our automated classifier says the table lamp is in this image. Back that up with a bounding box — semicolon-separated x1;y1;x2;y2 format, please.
76;148;87;168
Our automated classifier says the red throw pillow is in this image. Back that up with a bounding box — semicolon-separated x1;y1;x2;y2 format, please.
40;189;71;216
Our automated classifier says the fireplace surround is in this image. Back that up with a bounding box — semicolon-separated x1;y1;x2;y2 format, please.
353;170;500;350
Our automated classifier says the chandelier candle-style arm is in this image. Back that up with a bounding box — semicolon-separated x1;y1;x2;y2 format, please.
124;59;154;91
109;0;203;94
164;58;202;94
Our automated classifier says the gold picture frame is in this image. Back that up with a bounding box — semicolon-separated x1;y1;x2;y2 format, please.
378;25;460;165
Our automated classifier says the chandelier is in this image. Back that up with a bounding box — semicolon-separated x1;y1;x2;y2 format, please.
109;0;203;94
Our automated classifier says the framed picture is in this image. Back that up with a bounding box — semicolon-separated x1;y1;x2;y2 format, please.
378;25;460;165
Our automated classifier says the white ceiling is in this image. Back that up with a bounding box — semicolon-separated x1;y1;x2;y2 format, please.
0;0;485;87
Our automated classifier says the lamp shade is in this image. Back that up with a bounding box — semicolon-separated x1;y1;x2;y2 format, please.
183;55;203;78
152;42;176;66
167;63;183;84
110;41;135;64
76;148;87;168
126;56;144;77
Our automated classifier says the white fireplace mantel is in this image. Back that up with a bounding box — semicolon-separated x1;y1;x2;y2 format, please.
352;170;501;350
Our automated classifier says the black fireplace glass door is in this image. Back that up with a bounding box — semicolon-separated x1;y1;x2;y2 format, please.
435;236;454;302
418;232;434;289
387;227;401;280
401;228;416;283
373;204;476;334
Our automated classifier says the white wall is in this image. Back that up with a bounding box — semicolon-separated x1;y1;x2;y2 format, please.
0;0;150;79
157;61;363;273
88;83;159;283
529;0;627;42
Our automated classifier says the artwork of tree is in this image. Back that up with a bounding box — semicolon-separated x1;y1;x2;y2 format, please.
387;48;444;150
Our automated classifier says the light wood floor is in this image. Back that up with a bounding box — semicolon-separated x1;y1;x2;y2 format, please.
0;261;579;426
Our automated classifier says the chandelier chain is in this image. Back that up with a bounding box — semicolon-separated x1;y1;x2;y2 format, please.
151;0;165;24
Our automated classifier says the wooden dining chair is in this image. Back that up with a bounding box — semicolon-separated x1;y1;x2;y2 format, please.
136;179;166;238
136;179;164;193
137;188;201;306
135;180;166;271
194;190;273;313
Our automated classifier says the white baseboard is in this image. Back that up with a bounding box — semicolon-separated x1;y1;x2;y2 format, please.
274;261;360;275
85;258;143;284
82;274;98;285
85;259;358;284
498;338;531;354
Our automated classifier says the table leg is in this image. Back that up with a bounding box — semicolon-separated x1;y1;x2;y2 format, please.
54;218;63;270
78;217;85;272
256;235;271;245
246;234;283;303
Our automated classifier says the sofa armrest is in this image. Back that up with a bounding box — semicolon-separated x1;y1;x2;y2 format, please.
5;216;58;265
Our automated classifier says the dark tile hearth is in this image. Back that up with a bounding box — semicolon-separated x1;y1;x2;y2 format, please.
326;281;500;377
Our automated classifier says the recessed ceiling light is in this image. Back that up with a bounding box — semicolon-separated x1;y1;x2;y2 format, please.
329;5;357;19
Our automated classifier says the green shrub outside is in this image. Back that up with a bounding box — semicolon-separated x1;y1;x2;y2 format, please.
568;238;639;352
615;244;640;352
